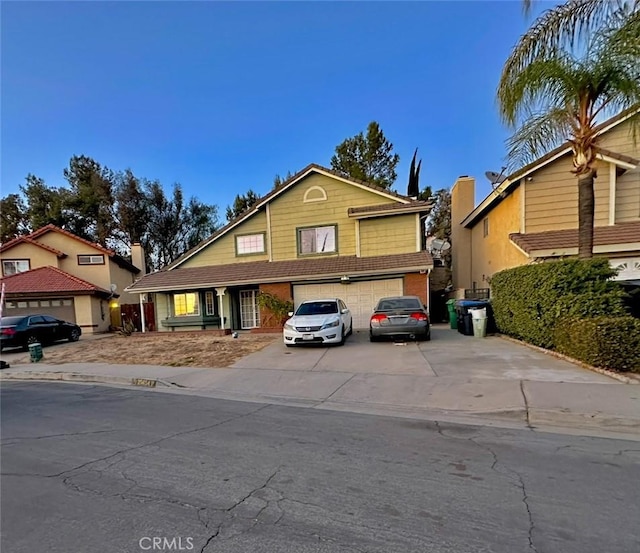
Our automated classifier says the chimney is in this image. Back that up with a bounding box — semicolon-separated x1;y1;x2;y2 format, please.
131;243;146;275
450;176;475;292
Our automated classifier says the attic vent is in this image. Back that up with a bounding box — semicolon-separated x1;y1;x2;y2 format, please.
303;185;327;203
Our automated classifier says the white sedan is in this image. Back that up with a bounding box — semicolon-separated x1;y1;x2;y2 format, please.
283;298;353;347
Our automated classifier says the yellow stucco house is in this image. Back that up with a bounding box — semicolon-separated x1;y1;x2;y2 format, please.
126;164;434;331
0;225;143;333
451;108;640;297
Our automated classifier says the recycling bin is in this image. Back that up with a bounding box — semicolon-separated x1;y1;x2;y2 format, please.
28;342;43;363
446;299;457;329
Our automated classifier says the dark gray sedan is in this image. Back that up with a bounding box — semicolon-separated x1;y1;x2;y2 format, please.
369;296;430;342
0;314;81;351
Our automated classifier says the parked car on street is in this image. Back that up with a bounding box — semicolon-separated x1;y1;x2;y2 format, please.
283;298;352;346
0;315;81;351
369;295;430;342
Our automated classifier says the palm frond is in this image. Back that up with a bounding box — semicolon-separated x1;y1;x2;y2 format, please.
505;109;574;169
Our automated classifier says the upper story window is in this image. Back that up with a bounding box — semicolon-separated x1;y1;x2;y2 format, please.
174;292;199;317
2;259;30;276
236;233;265;255
78;254;105;265
483;217;489;237
298;225;337;255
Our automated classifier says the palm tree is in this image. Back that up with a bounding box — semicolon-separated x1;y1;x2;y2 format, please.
498;2;640;258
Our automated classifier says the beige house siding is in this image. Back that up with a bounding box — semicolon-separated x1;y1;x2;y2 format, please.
181;211;269;268
74;295;109;334
109;261;138;303
359;214;417;257
155;293;170;332
616;167;640;222
0;243;59;273
599;115;639;155
524;157;611;232
470;186;528;287
268;173;400;261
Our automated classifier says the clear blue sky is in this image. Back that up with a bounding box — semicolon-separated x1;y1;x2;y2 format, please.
1;1;557;217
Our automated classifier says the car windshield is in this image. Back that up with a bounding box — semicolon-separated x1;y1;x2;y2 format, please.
295;302;339;316
0;316;25;326
376;298;422;311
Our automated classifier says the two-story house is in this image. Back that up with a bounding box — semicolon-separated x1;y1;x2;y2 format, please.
451;108;640;297
0;225;143;333
126;164;434;332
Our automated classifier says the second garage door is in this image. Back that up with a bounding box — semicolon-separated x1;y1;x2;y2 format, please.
293;278;403;329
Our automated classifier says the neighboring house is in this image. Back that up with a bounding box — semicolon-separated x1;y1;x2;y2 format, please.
0;225;143;333
126;164;434;332
451;108;640;297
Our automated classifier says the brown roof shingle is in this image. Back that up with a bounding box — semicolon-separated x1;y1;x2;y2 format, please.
510;222;640;254
1;266;113;297
348;201;432;216
127;251;433;292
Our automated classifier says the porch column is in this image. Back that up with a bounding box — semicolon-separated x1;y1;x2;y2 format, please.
139;293;146;333
215;287;227;329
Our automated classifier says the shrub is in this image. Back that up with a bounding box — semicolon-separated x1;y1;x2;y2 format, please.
490;259;627;349
555;316;640;373
256;291;294;327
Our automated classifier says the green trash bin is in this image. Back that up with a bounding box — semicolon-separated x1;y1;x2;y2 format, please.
28;342;43;363
446;299;457;329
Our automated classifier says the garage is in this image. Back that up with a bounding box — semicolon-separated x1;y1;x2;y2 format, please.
293;278;403;328
3;297;76;322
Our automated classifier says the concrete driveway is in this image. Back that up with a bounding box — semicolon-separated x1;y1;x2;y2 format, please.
232;324;613;384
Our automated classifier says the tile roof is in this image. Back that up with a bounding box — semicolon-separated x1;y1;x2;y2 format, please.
509;221;640;254
1;225;140;274
348;201;432;216
0;266;114;297
166;164;416;269
127;251;434;293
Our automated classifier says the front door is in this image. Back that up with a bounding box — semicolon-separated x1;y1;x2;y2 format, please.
239;290;260;329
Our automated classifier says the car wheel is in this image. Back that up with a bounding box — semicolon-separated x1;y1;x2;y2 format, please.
338;325;346;346
369;332;379;343
22;334;38;351
347;323;353;337
69;329;80;342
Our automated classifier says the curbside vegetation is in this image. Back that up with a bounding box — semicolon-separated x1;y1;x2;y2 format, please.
490;259;638;373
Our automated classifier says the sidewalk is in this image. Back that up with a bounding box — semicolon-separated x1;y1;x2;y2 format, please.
2;356;639;440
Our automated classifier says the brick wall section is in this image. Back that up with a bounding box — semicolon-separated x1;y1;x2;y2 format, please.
404;273;428;306
258;282;293;329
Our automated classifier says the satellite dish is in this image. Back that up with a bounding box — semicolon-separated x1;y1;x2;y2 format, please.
431;239;451;252
110;283;117;293
485;167;507;188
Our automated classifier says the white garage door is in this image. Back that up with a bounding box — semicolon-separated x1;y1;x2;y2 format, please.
293;278;403;329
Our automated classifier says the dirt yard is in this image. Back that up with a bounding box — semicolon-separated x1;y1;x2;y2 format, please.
18;332;279;368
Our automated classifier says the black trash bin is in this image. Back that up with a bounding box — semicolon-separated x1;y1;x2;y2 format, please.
455;299;496;336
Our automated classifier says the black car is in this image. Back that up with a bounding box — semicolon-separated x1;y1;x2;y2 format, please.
369;295;431;342
0;315;81;351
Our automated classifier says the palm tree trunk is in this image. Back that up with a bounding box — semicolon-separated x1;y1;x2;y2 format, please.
577;169;596;259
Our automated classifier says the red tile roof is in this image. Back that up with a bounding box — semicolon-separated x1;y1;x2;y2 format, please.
0;266;114;297
510;221;640;254
128;251;434;292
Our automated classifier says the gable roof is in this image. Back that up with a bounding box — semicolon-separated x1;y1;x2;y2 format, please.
462;107;640;228
167;164;417;270
127;251;433;293
0;236;67;258
0;266;115;298
509;221;640;256
1;225;140;274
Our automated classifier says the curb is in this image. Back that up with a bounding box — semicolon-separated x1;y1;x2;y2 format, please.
0;371;175;389
497;334;638;385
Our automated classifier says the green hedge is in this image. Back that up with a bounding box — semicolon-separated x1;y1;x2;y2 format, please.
490;259;627;349
555;317;640;373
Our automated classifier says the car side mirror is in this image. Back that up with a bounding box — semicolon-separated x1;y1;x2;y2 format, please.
287;312;294;317
341;309;349;314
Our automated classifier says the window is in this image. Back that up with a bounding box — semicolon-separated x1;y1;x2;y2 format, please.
78;254;105;265
2;259;30;276
173;292;200;316
205;291;215;316
483;217;489;237
236;233;265;255
298;225;336;255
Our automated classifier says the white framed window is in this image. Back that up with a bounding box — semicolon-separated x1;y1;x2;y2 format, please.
78;254;105;265
173;292;199;317
298;225;336;255
2;259;30;276
205;291;215;316
236;233;265;255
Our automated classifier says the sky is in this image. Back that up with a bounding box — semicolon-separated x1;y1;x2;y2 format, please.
1;0;558;218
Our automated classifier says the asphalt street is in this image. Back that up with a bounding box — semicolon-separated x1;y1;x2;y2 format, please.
2;382;639;553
